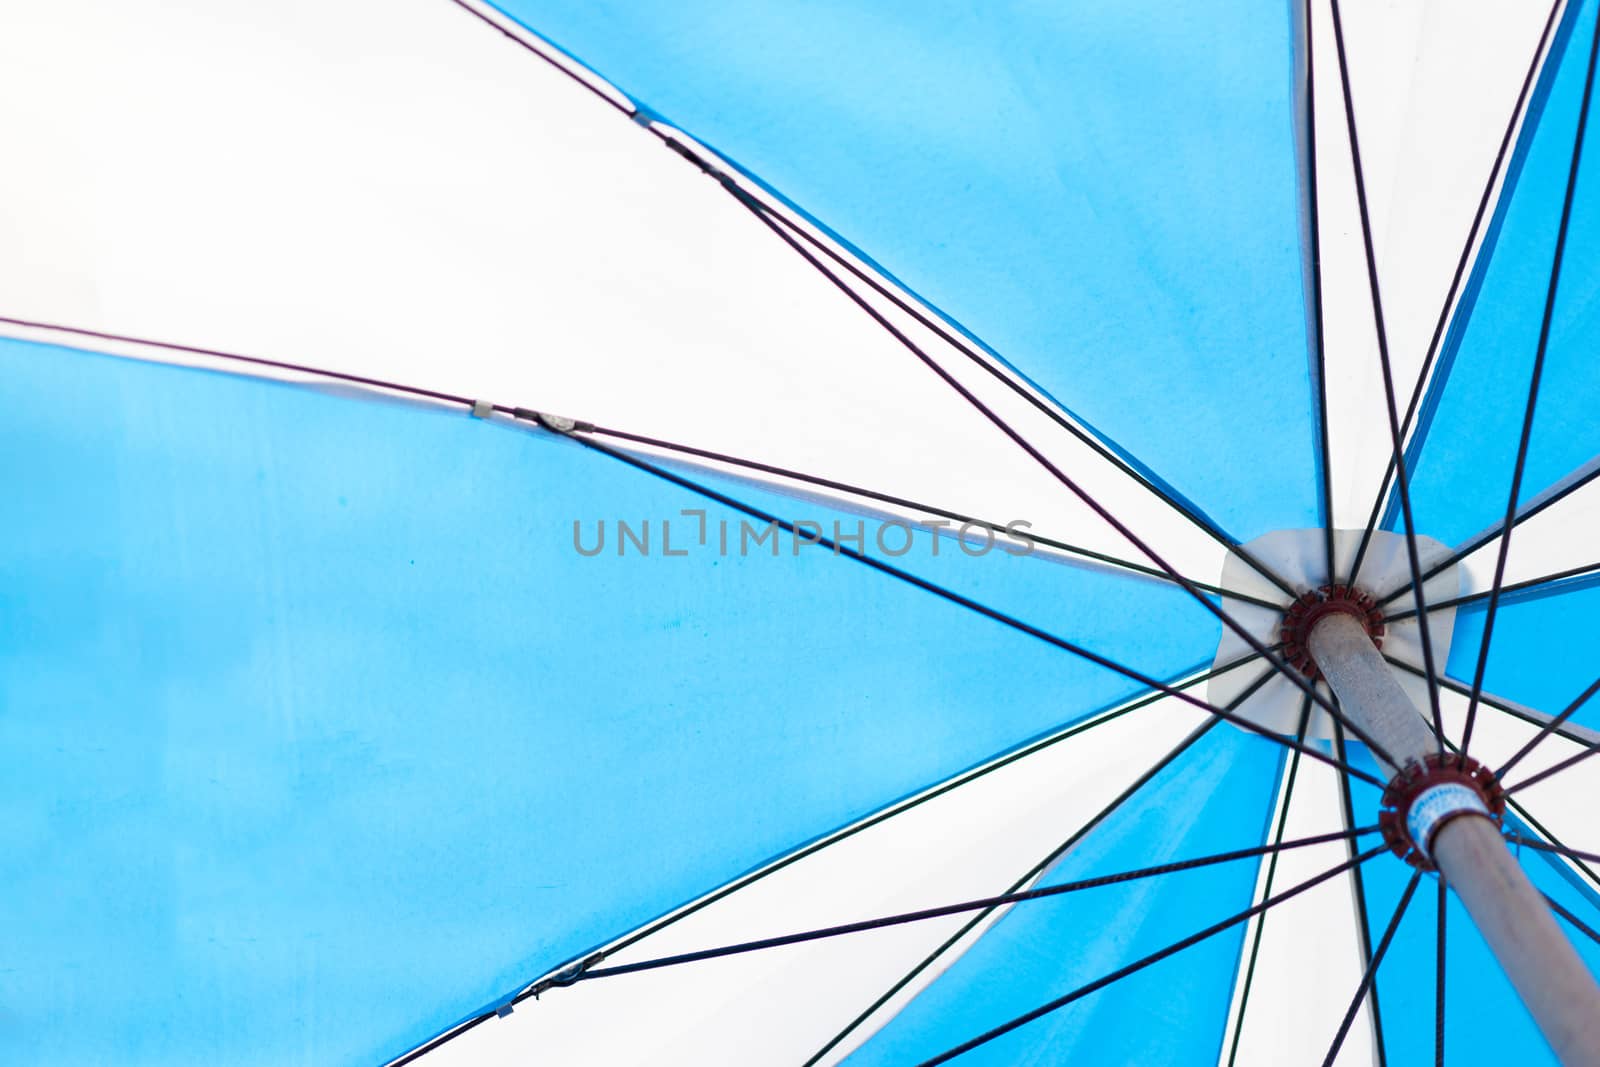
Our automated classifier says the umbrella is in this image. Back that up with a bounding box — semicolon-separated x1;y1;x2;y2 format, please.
5;0;1600;1063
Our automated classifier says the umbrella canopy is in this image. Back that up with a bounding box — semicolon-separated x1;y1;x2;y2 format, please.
4;0;1600;1064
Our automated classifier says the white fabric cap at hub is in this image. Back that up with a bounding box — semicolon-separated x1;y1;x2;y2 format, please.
1208;529;1461;738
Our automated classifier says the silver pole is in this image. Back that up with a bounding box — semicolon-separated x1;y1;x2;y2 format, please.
1309;612;1600;1065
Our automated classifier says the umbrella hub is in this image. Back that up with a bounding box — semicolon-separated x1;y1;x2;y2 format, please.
1206;528;1461;740
1377;752;1506;869
1279;585;1385;681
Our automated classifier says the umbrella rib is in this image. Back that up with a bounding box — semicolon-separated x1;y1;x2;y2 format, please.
703;175;1399;769
726;186;1301;602
1497;674;1600;780
1505;834;1600;867
1376;460;1600;609
1507;738;1600;796
799;712;1231;1066
1303;0;1338;587
1383;654;1600;755
1332;714;1390;1063
1320;870;1421;1067
1436;879;1447;1067
1343;0;1565;589
1326;0;1445;752
1385;559;1600;621
1545;893;1600;947
916;846;1389;1066
583;422;1282;609
1223;696;1313;1067
559;826;1376;984
576;433;1385;785
1458;0;1600;759
0;314;484;409
0;313;1280;611
1503;801;1600;895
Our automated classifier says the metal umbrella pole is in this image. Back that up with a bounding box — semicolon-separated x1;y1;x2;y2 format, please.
1307;610;1600;1065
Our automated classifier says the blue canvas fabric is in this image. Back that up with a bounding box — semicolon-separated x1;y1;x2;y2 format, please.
489;0;1319;543
0;339;1225;1065
1448;581;1600;731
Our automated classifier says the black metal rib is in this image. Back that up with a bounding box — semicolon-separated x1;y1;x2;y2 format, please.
1497;674;1600;780
1321;870;1421;1067
1385;559;1600;621
1545;893;1600;946
1333;714;1389;1062
1461;0;1600;759
1225;696;1313;1067
724;182;1301;601
585;422;1283;609
0;312;1286;615
1377;461;1600;609
1505;834;1600;866
1384;655;1600;753
1508;740;1600;795
1326;0;1445;752
576;433;1384;785
0;314;483;410
1303;0;1337;586
689;172;1399;770
803;707;1238;1065
917;847;1389;1066
1503;800;1600;895
441;0;632;117
560;826;1373;983
1344;0;1565;589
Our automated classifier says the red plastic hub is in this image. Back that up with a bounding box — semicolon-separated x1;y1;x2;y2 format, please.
1379;753;1506;870
1279;585;1385;681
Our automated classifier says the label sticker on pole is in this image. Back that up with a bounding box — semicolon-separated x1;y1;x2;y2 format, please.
1379;753;1506;870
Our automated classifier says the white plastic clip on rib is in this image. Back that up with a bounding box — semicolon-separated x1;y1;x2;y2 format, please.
537;412;578;434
